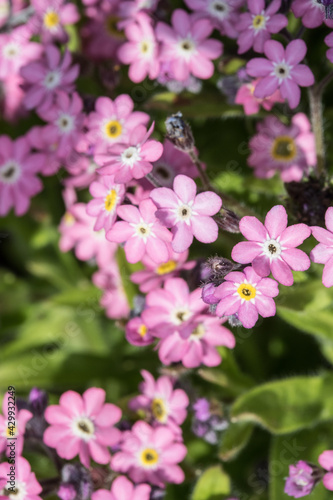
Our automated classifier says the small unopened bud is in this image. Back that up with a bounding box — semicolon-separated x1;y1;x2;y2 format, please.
215;208;240;233
28;387;48;416
165;112;194;152
60;464;92;500
228;314;243;328
58;484;76;500
150;486;166;500
206;256;235;277
284;461;321;498
202;283;220;305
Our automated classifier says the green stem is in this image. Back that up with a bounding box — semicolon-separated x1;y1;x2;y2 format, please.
309;86;325;177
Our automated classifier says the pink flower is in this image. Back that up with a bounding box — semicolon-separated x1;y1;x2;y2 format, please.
0;25;42;80
87;175;126;232
59;203;117;268
157;314;235;368
118;12;160;83
119;0;159;22
292;0;333;28
215;266;279;328
150;174;222;253
27;125;62;176
111;421;187;487
81;13;125;61
237;0;288;54
184;0;243;38
318;450;333;490
0;457;42;500
44;388;122;468
142;277;207;337
131;249;195;293
235;79;284;115
96;123;163;183
246;39;315;109
0;135;44;216
92;262;130;320
247;113;316;182
29;0;80;43
325;32;333;63
92;476;151;500
0;392;32;457
232;205;311;286
310;207;333;288
129;370;189;428
106;199;172;264
156;9;223;82
38;91;84;159
125;316;155;346
86;94;149;152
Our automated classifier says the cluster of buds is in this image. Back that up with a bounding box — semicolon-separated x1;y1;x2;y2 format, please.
191;398;228;445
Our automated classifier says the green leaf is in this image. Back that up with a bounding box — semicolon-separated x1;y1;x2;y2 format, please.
116;247;141;308
192;465;231;500
219;421;254;461
230;373;333;434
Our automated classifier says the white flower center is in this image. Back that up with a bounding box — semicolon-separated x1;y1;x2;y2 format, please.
44;70;61;89
261;238;282;260
272;61;291;82
133;220;152;242
2;480;27;500
140;40;153;56
171;307;192;325
189;323;205;340
176;202;193;224
3;42;19;59
56;113;75;134
121;146;141;168
178;38;196;59
72;416;95;441
251;12;268;31
208;0;229;19
0;161;21;184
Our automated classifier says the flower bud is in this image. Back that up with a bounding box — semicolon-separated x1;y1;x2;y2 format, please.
28;387;48;416
284;460;319;498
165;112;194;152
214;208;240;233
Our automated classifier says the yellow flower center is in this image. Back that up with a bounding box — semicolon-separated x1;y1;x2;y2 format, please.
6;425;16;438
156;260;177;275
43;11;60;29
104;189;117;212
190;323;205;339
271;136;297;161
64;212;75;226
105;120;122;139
140;448;159;466
237;283;256;301
151;398;167;422
252;14;265;29
138;324;147;337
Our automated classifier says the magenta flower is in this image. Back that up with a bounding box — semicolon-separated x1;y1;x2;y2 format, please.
0;135;44;216
106;199;172;264
142;277;207;337
86;175;126;232
184;0;243;38
310;207;333;288
118;12;160;83
325;32;333;63
92;476;151;500
237;0;288;54
125;316;155;346
96;123;163;184
157;314;235;368
246;39;315;109
292;0;333;28
86;94;149;151
92;262;130;320
284;460;316;498
156;9;223;82
0;457;42;500
20;45;79;114
235;79;284;115
111;421;187;487
319;451;333;491
44;388;122;468
232;205;311;286
0;391;32;457
129;370;189;428
215;266;279;328
29;0;80;43
247;113;316;182
150;174;222;253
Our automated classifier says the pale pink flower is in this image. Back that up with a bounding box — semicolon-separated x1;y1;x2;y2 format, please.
310;207;333;288
184;0;243;38
246;39;315;109
92;262;130;320
111;421;187;486
125;316;155;346
292;0;333;28
0;135;44;216
157;314;235;368
0;457;42;500
87;175;126;232
156;9;223;82
96;123;163;184
118;12;160;83
106;199;172;264
142;277;207;337
131;248;195;293
318;450;333;491
150;174;222;253
0;392;32;457
20;45;79;114
26;125;62;176
86;94;149;151
0;73;27;123
92;476;151;500
232;205;311;286
129;370;189;429
29;0;80;43
44;388;122;468
235;79;284;114
215;266;279;329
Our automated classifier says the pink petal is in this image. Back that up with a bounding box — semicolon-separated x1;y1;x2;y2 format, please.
282;248;310;271
191;215;218;244
319;450;333;471
215;294;240;317
257;277;279;297
107;221;134;243
117;204;141;223
252;254;271;277
171;223;193;253
190;54;214;79
238;301;259;328
172;9;190;37
326;207;333;233
310;243;333;264
271;258;293;286
192;191;222;215
280;79;301;109
246;58;272;77
83;388;105;417
279;223;311;247
150;187;178;209
239;216;267;241
323;472;333;491
265;205;288;239
290;65;314;86
124;237;146;263
232;241;262;263
255;295;276;318
285;39;307;66
323;256;333;288
254;76;279;98
173;174;196;203
264;39;284;62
